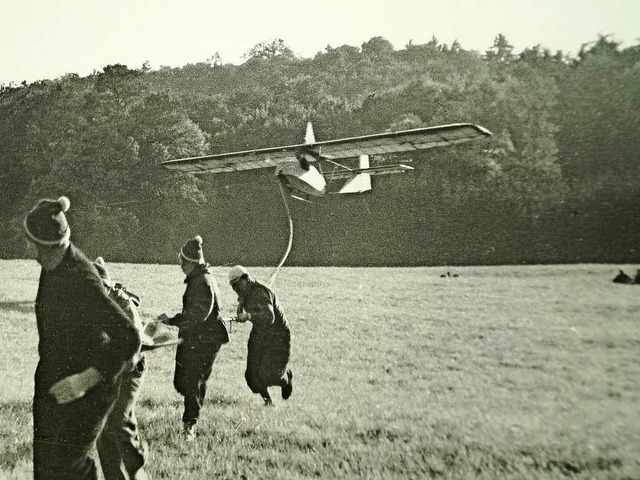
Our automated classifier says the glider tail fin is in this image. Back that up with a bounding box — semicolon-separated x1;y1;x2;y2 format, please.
339;155;372;194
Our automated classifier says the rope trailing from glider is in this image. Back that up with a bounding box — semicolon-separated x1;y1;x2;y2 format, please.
268;179;294;288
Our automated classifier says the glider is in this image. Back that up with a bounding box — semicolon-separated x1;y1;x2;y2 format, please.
162;122;492;200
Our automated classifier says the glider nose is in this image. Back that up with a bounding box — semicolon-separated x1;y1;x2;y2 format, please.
276;162;326;197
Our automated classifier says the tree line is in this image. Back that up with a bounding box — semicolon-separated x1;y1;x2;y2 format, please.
1;34;638;266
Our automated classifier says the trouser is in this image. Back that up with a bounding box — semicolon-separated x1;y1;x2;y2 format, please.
33;381;117;480
245;330;291;397
173;341;222;426
97;357;148;480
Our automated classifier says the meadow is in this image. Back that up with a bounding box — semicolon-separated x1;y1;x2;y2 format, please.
1;260;639;479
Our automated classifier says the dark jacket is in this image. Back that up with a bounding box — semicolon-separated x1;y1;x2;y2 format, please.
167;263;229;345
237;280;290;338
34;243;142;394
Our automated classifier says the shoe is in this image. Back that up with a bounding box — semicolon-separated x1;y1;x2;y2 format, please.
261;392;273;406
182;423;196;440
282;369;293;400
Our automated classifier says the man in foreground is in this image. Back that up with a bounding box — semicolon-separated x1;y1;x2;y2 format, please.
25;196;141;479
229;265;293;406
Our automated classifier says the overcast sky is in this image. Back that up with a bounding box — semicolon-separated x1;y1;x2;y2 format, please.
1;0;638;85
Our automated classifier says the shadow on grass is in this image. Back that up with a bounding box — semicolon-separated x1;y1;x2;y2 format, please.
0;401;32;470
0;301;34;315
139;395;240;410
207;395;242;407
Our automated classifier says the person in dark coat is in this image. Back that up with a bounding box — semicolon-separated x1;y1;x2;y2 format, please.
24;196;141;480
158;235;229;438
93;257;149;480
228;265;293;406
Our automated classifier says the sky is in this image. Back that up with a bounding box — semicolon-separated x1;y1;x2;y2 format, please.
1;0;638;85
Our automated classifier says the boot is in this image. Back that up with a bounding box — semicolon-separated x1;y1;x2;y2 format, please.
282;369;293;400
261;391;273;406
182;422;196;440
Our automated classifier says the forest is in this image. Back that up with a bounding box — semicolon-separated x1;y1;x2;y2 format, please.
1;34;638;266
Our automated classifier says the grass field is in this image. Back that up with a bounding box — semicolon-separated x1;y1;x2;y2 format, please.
1;260;639;479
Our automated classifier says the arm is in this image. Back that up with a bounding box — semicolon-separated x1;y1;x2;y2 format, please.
91;278;142;381
166;275;213;328
240;286;275;329
50;273;141;403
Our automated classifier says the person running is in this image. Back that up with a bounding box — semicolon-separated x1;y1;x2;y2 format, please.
228;265;293;406
158;235;229;438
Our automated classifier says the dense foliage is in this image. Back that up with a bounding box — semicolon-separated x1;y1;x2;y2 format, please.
1;35;638;266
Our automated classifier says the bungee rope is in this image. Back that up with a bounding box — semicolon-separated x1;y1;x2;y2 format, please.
268;178;294;288
227;178;293;332
96;181;293;292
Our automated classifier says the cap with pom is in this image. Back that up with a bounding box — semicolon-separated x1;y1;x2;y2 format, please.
24;196;71;246
228;265;249;284
94;256;112;285
180;235;204;263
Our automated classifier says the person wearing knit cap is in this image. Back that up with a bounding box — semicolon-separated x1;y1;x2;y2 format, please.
229;265;293;406
24;196;142;480
93;257;149;480
157;235;229;438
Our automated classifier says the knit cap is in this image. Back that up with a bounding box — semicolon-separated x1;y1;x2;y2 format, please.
24;196;71;246
228;265;249;284
180;235;204;263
